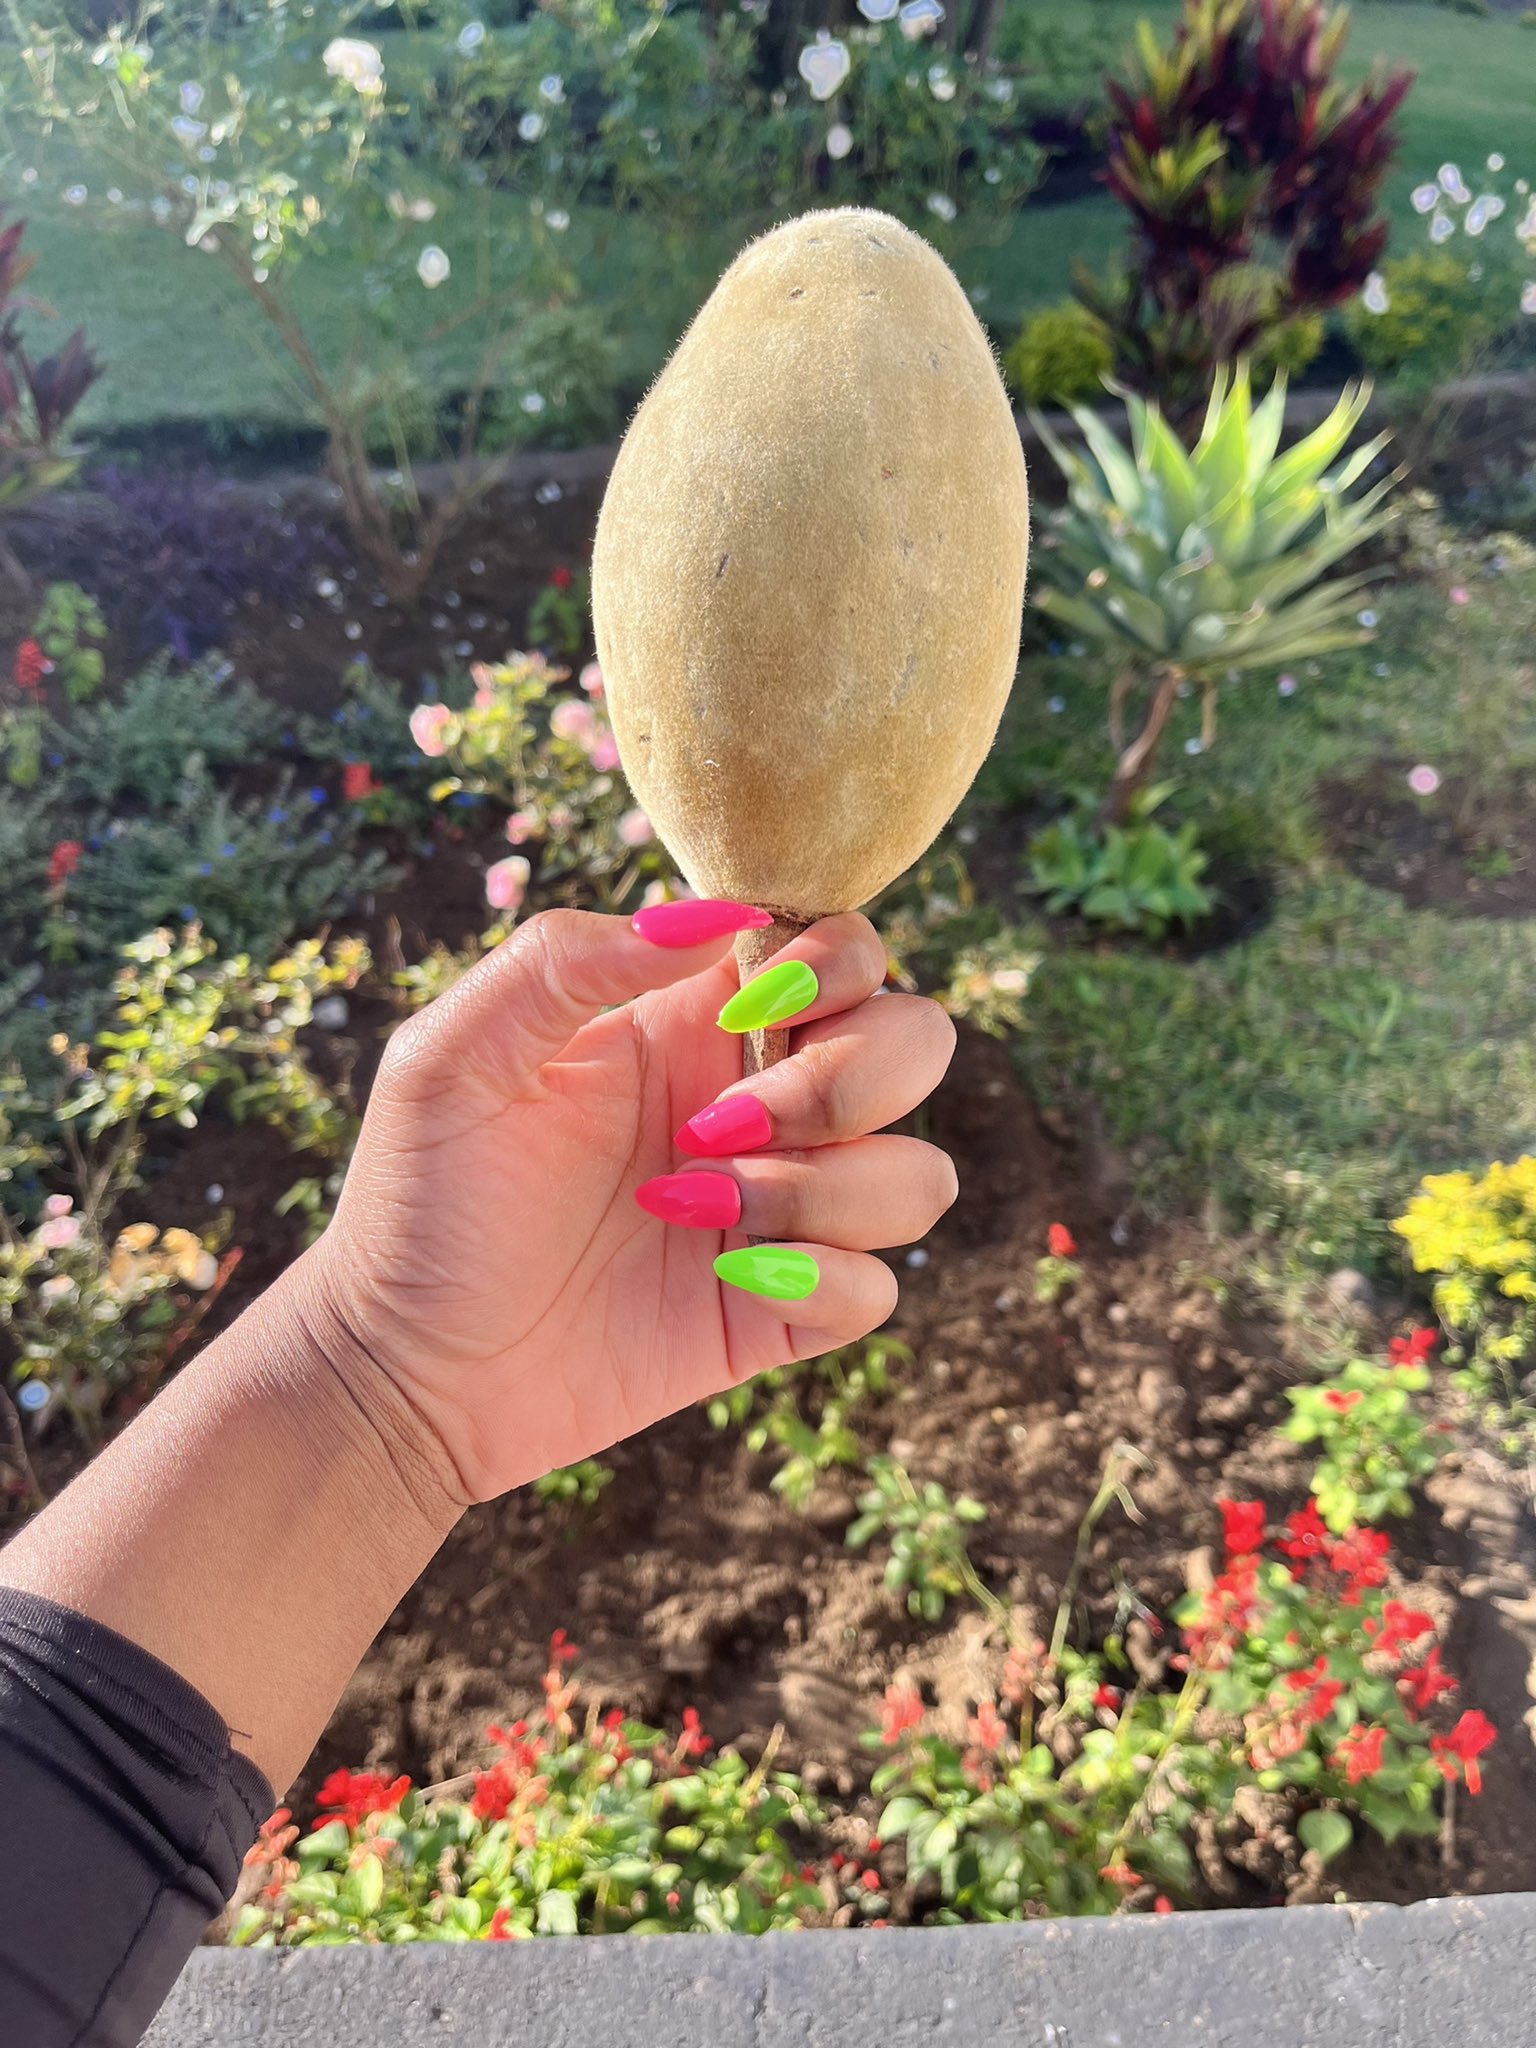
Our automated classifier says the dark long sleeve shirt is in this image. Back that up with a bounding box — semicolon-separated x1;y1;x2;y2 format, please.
0;1587;272;2047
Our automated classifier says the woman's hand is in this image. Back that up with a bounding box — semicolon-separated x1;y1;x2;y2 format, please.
309;905;958;1504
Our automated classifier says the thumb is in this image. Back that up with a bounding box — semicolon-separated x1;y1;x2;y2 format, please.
408;908;737;1090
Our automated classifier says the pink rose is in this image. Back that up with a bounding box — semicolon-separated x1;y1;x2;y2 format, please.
485;854;531;912
550;700;596;747
618;808;654;848
588;734;621;772
409;702;454;758
1449;586;1470;606
38;1215;80;1251
579;661;604;700
505;810;540;845
43;1194;73;1220
474;687;496;711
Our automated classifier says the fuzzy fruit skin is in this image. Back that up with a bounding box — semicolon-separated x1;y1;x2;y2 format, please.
593;208;1029;919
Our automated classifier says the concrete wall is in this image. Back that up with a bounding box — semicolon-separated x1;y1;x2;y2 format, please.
148;1894;1536;2048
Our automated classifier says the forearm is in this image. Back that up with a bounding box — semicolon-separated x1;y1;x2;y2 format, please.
0;1239;464;1793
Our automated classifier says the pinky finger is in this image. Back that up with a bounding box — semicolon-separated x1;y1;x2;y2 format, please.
716;1241;899;1377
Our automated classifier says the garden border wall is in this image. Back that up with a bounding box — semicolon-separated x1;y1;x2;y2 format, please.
148;1893;1536;2047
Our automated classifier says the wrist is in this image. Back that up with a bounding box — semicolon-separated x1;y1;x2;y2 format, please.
279;1236;470;1529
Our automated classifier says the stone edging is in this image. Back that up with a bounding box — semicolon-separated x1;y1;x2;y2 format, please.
147;1892;1536;2046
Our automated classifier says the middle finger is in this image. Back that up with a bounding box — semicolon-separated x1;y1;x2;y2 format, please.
675;992;956;1157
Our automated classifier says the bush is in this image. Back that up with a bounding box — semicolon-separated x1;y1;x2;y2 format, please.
1346;249;1508;386
1006;303;1113;408
64;773;393;961
54;658;280;814
1026;789;1213;938
0;212;100;579
1081;0;1411;409
235;1638;821;1943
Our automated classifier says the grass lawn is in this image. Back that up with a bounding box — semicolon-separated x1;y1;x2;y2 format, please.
961;532;1536;1276
13;2;1534;438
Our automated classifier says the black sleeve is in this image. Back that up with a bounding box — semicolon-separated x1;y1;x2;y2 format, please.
0;1586;274;2048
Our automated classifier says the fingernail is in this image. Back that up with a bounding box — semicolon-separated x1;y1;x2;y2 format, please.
714;1245;820;1301
718;960;819;1033
631;899;774;948
635;1171;742;1229
675;1094;774;1158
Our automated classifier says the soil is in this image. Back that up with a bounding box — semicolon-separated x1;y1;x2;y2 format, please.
2;466;1535;1919
1322;765;1536;918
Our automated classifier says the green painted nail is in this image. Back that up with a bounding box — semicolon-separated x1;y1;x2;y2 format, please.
714;1245;821;1302
718;960;819;1034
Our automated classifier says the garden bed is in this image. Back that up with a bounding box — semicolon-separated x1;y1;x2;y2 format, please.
4;459;1536;1938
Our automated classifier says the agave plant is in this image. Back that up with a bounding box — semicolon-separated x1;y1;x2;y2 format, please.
1033;363;1395;824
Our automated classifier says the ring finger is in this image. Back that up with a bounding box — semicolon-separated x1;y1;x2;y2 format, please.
636;1134;957;1250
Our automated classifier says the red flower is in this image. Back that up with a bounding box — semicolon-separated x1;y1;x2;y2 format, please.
879;1682;925;1745
550;565;574;590
867;1838;882;1855
1278;1500;1332;1572
1399;1647;1458;1719
549;1628;578;1666
1432;1709;1496;1794
1332;1724;1387;1784
1388;1327;1437;1367
486;1906;516;1941
1324;1389;1362;1413
1283;1659;1345;1726
243;1808;296;1867
677;1706;710;1758
1154;1895;1174;1915
314;1769;411;1830
968;1699;1006;1752
1184;1553;1260;1671
1330;1526;1392;1604
1100;1862;1139;1887
1094;1683;1123;1712
14;639;49;692
342;761;378;802
1047;1222;1078;1258
48;839;83;890
1219;1498;1267;1557
861;1868;882;1893
1367;1599;1435;1658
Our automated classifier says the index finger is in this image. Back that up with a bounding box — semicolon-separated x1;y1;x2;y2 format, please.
716;911;889;1036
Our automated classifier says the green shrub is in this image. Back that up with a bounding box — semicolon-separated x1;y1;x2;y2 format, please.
55;657;280;814
1026;789;1213;937
1258;310;1326;378
65;773;393;960
1346;249;1508;386
1006;303;1113;408
236;1640;820;1943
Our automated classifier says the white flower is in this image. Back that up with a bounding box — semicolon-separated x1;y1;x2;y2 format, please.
1362;272;1390;315
323;37;384;95
417;245;451;288
827;123;853;161
798;33;851;102
1407;764;1441;797
926;192;957;222
39;1274;78;1308
618;808;655;848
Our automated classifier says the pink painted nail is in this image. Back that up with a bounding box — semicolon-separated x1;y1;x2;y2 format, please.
675;1094;774;1158
635;1171;742;1229
631;898;774;948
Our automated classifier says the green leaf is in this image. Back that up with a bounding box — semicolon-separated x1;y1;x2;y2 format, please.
536;1889;579;1936
353;1852;385;1918
1298;1808;1353;1866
